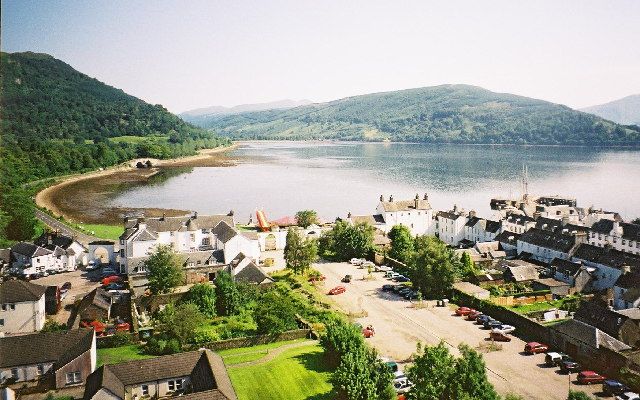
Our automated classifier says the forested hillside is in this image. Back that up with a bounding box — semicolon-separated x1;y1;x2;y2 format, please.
198;85;640;145
0;51;229;244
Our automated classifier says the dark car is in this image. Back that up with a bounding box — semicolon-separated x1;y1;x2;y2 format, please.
104;282;125;291
394;275;410;282
483;319;502;329
61;282;72;291
341;275;352;283
476;315;492;325
382;284;395;292
404;291;419;300
603;380;630;396
393;285;410;293
559;359;581;374
398;288;413;296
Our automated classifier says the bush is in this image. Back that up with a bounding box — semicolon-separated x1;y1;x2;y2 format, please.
144;336;181;355
192;329;222;345
98;331;133;348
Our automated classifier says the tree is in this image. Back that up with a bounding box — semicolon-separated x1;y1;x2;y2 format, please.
327;220;375;261
183;283;216;318
144;245;183;294
1;188;36;241
284;228;318;275
388;224;414;264
215;271;241;316
295;210;319;228
407;342;456;400
567;391;592;400
460;252;476;280
333;346;395;400
41;320;67;332
154;303;205;345
450;344;499;400
254;290;298;334
408;236;461;298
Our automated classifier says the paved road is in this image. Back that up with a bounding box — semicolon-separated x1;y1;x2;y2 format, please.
315;262;602;400
35;209;100;245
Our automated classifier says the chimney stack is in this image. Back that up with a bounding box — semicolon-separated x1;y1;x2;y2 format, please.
347;212;352;219
380;194;384;202
414;194;419;209
424;193;428;201
389;195;394;202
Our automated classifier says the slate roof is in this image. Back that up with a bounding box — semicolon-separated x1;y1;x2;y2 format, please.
379;199;431;212
11;242;52;258
622;287;640;303
505;214;535;225
231;253;273;285
132;229;158;242
504;264;540;282
83;349;236;400
552;319;631;352
0;248;11;265
495;231;521;245
518;228;577;253
533;278;570;288
213;221;238;243
485;220;501;233
551;258;583;277
573;244;640;270
351;214;385;225
0;328;94;369
535;217;564;232
437;211;465;220
0;280;47;303
575;301;626;339
78;288;112;314
616;308;640;320
34;232;78;250
591;220;640;241
465;216;482;228
124;215;234;233
614;272;640;289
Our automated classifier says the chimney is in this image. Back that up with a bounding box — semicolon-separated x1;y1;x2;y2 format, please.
193;211;198;219
469;210;476;218
161;213;166;221
424;193;428;201
414;194;419;209
389;195;394;202
453;204;458;213
347;212;352;219
613;221;623;235
227;210;234;216
380;194;384;202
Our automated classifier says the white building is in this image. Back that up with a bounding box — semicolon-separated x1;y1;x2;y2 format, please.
612;271;640;310
588;220;640;256
436;206;469;246
34;232;87;272
463;216;501;244
572;244;640;292
0;280;46;334
9;243;55;278
516;228;581;264
501;214;536;235
348;194;434;237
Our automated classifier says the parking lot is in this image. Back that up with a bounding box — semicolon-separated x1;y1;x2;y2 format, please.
315;261;603;400
30;267;102;325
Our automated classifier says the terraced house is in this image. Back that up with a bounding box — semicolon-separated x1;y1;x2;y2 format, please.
588;219;640;255
0;280;46;334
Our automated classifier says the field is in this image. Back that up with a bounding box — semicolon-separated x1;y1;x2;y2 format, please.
224;341;335;400
97;344;154;367
75;223;125;240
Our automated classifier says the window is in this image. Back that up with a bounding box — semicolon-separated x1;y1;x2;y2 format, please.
2;304;15;311
65;371;81;384
37;364;45;375
170;231;175;237
202;229;208;234
168;379;183;391
141;385;149;396
0;318;4;326
622;240;626;245
11;368;19;380
119;249;125;257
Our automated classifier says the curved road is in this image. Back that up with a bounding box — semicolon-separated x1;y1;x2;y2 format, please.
35;209;101;245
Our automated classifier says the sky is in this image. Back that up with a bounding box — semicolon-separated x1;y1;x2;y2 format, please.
2;0;640;113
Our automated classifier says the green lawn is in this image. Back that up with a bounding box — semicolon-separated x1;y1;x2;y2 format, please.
227;343;335;400
75;223;125;241
506;300;561;314
97;345;154;367
219;339;306;366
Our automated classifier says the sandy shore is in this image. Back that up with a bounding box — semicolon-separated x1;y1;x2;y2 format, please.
35;144;238;224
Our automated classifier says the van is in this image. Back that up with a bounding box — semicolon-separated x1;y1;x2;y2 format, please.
545;352;569;367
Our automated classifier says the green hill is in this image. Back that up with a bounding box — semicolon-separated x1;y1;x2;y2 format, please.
198;85;640;145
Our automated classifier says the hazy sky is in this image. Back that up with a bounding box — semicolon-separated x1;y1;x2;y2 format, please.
2;0;639;113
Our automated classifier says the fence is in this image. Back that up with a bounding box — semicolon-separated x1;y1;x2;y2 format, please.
492;293;553;307
189;329;313;352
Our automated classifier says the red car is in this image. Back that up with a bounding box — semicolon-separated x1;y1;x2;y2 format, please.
455;307;475;316
362;325;375;338
81;320;106;335
489;331;511;342
102;275;123;286
577;371;606;385
467;310;483;321
328;286;346;295
524;342;549;354
308;275;326;283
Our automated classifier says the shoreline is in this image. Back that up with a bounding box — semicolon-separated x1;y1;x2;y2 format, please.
35;143;239;223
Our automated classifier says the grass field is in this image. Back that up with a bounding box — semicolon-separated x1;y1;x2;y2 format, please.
227;342;335;400
75;223;125;241
97;345;154;367
219;339;306;365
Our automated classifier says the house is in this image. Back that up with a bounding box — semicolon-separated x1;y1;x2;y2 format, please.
34;232;87;271
83;349;237;400
516;228;581;263
575;301;640;348
453;281;490;300
0;280;46;334
501;260;540;283
501;214;535;235
588;220;640;256
375;194;434;236
213;221;260;264
0;328;96;390
9;242;55;278
76;288;112;324
550;258;593;293
494;231;520;256
463;217;501;244
613;271;640;310
229;253;274;285
436;206;469;246
615;308;640;349
531;278;571;297
471;272;505;287
572;244;640;292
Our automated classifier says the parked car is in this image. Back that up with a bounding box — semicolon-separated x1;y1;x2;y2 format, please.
350;258;363;265
101;268;118;278
489;330;511;342
483;319;502;329
524;342;549;355
86;260;99;270
398;287;413;296
476;315;492;325
387;272;400;279
394;275;410;282
361;261;375;269
577;371;607;385
496;324;515;334
392;285;409;293
341;275;352;283
393;375;414;394
603;380;631;396
376;265;392;272
559;359;581;374
404;291;419;301
455;306;474;316
102;275;123;285
104;282;126;292
616;392;640;400
545;352;571;367
61;282;72;291
329;286;346;295
467;310;483;321
382;284;395;292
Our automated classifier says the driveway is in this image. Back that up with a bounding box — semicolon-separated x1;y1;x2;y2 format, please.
315;261;602;400
35;209;99;246
30;267;102;325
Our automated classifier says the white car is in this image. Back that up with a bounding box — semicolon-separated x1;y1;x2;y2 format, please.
361;261;375;269
376;265;392;272
495;324;515;334
386;271;400;279
616;393;640;400
393;375;414;394
350;258;363;266
86;261;99;271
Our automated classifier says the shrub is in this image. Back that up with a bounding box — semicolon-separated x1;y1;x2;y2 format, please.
98;331;133;348
144;336;181;355
192;329;222;345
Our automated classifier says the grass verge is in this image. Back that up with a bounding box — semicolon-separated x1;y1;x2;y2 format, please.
75;223;125;241
97;344;154;367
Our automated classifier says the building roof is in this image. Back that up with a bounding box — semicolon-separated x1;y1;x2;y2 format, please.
34;232;81;250
505;214;535;225
0;280;47;303
533;278;570;288
453;281;490;296
622;287;640;303
437;210;465;221
78;288;112;314
552;319;631;352
213;221;238;243
504;264;540;282
474;273;504;283
551;258;583;277
535;217;564;232
350;214;385;226
0;328;94;369
573;244;640;270
83;349;236;400
485;220;501;233
0;248;11;265
231;253;273;285
591;220;640;242
575;301;627;339
615;308;640;320
615;272;640;289
475;241;500;254
518;228;577;253
11;242;52;258
495;231;521;245
379;198;431;212
124;215;233;233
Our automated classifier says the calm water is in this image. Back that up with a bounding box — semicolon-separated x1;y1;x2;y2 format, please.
110;142;640;223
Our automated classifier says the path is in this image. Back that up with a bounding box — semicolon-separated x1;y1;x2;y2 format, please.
229;340;319;368
35;209;100;246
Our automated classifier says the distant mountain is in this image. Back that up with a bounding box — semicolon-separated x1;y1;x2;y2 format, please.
180;99;312;124
580;95;640;126
197;85;640;145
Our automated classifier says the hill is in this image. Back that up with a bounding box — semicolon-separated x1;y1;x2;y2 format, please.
198;85;640;145
580;94;640;126
180;99;312;124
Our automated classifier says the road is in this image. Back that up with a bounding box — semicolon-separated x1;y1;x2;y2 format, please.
315;261;603;400
35;209;100;246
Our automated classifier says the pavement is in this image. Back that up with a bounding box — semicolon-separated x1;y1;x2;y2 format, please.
315;261;605;400
35;209;99;246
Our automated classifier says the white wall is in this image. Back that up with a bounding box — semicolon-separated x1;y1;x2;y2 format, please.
0;295;45;334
